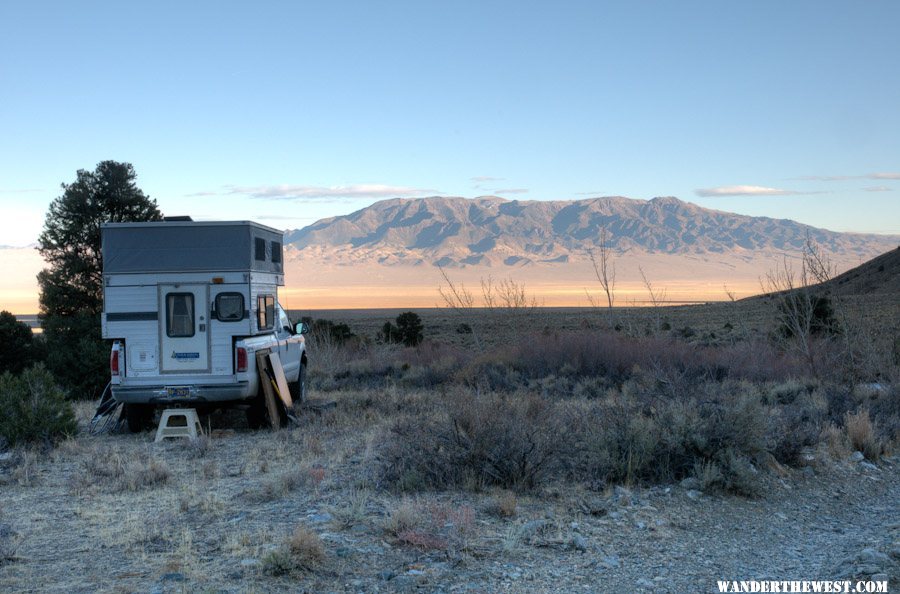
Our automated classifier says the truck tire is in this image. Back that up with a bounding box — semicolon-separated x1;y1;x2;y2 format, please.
289;363;306;406
125;404;155;433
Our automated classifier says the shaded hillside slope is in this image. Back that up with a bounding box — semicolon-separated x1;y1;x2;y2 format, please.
826;246;900;296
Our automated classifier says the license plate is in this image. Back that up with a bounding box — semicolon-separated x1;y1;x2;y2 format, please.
166;386;190;398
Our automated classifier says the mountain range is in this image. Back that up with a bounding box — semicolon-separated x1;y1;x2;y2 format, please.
276;196;897;308
284;196;893;268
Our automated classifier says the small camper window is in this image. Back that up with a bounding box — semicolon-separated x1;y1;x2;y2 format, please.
166;293;195;337
215;293;244;322
254;237;266;261
271;241;282;263
257;294;275;330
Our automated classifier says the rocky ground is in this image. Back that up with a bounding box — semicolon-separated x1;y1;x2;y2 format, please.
1;396;898;594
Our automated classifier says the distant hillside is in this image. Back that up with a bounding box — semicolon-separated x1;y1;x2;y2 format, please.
285;196;897;268
825;246;900;296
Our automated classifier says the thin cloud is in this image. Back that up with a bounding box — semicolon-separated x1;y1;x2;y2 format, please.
695;185;822;197
471;176;504;182
575;190;606;196
792;175;858;181
225;184;441;201
862;186;893;192
493;188;529;195
184;191;218;197
791;172;900;181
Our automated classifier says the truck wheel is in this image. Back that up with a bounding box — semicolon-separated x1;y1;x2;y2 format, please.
125;404;155;433
289;363;306;406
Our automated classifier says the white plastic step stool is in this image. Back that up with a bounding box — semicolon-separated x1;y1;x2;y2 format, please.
154;408;204;442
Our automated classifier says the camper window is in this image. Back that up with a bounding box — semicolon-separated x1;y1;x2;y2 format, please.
166;293;195;337
257;294;275;330
215;293;244;322
271;241;282;263
254;237;266;261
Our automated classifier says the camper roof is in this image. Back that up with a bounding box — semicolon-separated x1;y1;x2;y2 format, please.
102;220;282;233
101;220;285;275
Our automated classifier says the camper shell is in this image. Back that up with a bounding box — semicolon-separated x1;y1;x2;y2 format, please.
101;220;305;417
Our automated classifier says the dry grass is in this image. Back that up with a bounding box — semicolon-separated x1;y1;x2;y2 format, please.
493;491;518;518
384;499;422;537
288;526;326;569
262;525;325;575
331;488;371;529
385;498;475;552
845;409;883;460
8;449;41;487
74;451;171;493
821;423;851;460
244;469;308;503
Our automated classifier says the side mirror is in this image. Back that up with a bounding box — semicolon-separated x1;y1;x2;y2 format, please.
295;322;308;335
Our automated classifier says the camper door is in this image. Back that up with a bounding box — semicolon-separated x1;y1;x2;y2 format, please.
159;284;210;373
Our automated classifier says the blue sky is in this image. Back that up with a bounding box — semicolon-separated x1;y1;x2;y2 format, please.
1;0;898;246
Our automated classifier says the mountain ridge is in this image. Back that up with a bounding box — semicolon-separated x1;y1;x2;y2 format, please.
284;195;897;268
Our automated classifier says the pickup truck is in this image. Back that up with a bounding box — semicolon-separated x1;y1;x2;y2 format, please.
109;301;307;431
101;220;308;432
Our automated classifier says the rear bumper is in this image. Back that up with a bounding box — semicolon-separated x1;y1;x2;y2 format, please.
111;382;252;404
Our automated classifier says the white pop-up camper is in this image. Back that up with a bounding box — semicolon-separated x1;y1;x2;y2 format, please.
101;220;307;431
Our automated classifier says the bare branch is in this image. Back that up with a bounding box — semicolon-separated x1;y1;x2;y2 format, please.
586;224;616;312
638;266;667;334
638;266;667;308
496;277;538;313
723;284;737;303
802;232;835;285
437;265;481;349
480;276;496;310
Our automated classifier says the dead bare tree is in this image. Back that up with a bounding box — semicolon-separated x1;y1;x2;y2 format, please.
799;235;867;381
440;268;540;348
481;274;540;337
723;283;750;341
762;234;877;381
437;265;482;349
762;252;828;378
480;276;497;310
801;234;836;285
765;258;810;373
480;274;539;314
638;266;667;334
496;277;539;312
586;225;616;315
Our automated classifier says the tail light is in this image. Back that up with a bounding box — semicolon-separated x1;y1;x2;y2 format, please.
110;342;121;376
236;347;248;372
